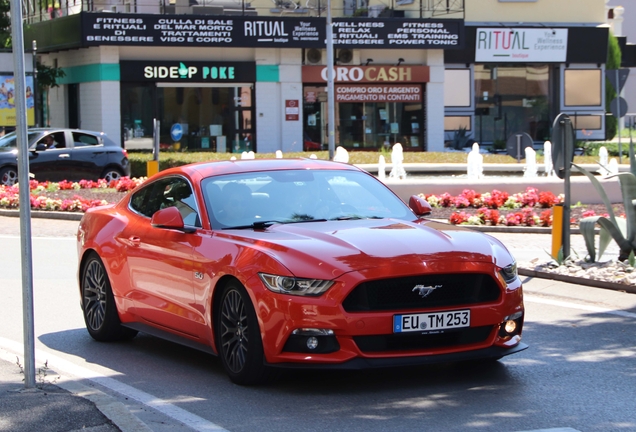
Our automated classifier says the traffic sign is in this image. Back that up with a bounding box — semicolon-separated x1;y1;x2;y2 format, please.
170;123;183;142
550;113;575;180
610;96;629;119
606;69;630;93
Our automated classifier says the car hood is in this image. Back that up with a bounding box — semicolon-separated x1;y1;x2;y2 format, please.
219;219;514;279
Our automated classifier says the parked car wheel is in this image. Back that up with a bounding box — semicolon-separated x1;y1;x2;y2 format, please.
101;168;124;183
0;166;18;186
81;252;138;341
216;281;274;385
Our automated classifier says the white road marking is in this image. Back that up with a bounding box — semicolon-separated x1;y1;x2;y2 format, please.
0;337;228;432
524;295;636;319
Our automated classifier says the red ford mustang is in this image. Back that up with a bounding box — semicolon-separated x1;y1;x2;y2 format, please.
77;158;526;385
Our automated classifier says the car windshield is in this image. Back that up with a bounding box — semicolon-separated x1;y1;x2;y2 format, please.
0;132;41;149
202;169;413;229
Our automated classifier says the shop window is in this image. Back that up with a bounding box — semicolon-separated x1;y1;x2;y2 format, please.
444;69;471;107
564;69;602;107
444;116;471;131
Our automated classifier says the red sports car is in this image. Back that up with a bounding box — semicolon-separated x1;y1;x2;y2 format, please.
77;159;526;385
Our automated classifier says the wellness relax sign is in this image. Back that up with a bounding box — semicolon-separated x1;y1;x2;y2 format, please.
81;13;463;49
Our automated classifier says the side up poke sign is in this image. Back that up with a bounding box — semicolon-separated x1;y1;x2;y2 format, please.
285;100;299;121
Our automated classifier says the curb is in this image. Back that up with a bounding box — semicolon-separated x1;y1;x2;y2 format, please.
518;268;636;294
56;377;153;432
0;209;83;221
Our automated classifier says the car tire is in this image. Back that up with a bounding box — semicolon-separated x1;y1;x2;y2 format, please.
101;168;124;183
81;252;138;342
215;281;277;385
0;166;18;186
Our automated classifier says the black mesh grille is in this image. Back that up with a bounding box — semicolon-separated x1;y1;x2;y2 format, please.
342;273;501;313
354;326;493;353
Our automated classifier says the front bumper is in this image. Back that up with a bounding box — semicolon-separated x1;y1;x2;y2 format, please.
266;342;528;370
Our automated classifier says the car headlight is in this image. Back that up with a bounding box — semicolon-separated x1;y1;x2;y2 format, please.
258;273;334;296
499;261;518;284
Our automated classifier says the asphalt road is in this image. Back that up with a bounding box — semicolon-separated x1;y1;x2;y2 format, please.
1;215;636;432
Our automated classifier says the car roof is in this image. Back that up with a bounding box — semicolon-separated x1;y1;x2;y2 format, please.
163;158;361;180
28;127;108;136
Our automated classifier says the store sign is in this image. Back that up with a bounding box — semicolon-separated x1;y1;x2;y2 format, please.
285;100;299;121
335;85;422;102
120;60;255;82
82;13;463;50
302;65;429;83
475;28;568;62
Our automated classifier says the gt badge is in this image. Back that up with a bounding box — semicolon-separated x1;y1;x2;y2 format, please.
412;284;442;298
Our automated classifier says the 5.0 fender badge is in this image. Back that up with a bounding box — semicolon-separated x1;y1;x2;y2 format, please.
412;284;442;298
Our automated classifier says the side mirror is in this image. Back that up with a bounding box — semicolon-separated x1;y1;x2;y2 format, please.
35;144;47;151
408;195;432;217
151;207;195;233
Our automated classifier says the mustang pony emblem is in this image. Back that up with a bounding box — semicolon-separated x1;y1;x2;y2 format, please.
412;284;442;298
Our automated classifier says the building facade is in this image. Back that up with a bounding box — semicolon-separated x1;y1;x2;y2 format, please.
23;0;609;152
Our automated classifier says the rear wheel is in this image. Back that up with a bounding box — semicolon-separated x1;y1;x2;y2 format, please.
81;252;137;341
0;167;18;186
101;168;124;183
215;281;276;385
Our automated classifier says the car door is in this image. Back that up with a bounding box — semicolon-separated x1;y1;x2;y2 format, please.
29;132;73;182
125;176;203;337
68;131;108;180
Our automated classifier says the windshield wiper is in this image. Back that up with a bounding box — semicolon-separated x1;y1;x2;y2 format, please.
331;215;385;221
223;220;281;230
223;218;327;230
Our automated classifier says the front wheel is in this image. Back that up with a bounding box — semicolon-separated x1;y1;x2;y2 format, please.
215;281;276;385
81;252;137;341
0;166;18;186
100;168;124;183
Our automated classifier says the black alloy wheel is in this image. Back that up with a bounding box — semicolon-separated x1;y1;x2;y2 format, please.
81;252;137;341
216;281;275;385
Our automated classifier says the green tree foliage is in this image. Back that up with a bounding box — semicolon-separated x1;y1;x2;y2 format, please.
0;0;10;48
36;61;65;92
605;32;622;140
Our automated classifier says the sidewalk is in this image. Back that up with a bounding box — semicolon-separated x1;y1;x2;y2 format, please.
0;353;149;432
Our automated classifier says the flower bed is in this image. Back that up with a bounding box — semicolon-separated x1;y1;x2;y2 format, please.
0;177;145;212
422;187;616;227
0;181;620;225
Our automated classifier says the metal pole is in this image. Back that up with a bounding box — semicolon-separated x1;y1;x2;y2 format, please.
326;0;335;160
32;40;38;127
516;134;521;163
562;117;571;259
617;69;623;163
10;0;36;389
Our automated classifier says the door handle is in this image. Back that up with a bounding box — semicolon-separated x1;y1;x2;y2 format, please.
58;154;70;158
128;236;141;246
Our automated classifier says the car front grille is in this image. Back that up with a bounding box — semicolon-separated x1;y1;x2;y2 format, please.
353;326;494;353
342;273;501;313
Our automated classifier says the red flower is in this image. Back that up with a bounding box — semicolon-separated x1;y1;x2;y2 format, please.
449;211;470;225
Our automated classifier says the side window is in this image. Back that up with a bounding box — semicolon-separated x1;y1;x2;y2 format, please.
129;186;151;216
72;132;100;147
36;132;67;150
160;178;201;227
132;177;201;226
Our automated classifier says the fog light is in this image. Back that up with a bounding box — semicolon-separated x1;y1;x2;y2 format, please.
307;336;318;350
504;320;517;334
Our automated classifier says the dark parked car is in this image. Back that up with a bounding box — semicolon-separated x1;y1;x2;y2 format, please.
0;128;131;186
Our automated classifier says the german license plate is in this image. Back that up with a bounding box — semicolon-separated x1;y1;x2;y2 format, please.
393;310;470;333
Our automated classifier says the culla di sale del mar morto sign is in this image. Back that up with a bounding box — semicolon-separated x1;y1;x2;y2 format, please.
475;28;568;62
